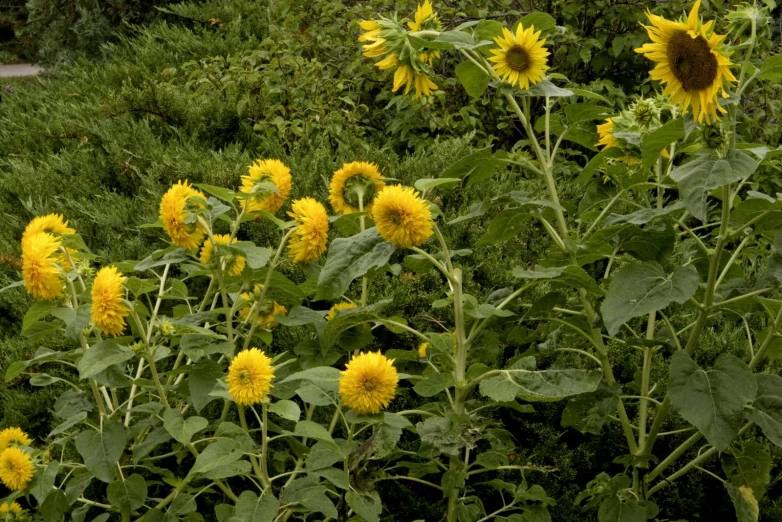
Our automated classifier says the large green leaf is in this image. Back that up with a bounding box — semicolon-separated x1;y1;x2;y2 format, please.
669;352;757;451
601;262;699;336
456;60;489;99
757;54;782;82
188;358;225;412
107;474;147;512
163;408;208;445
280;478;338;519
74;421;127;482
479;356;601;403
229;491;279;522
641;118;684;169
747;374;782;448
315;228;395;301
78;340;135;379
192;440;243;474
346;491;382;522
513;265;604;296
670;151;758;220
598;497;652;522
561;385;619;435
725;483;759;522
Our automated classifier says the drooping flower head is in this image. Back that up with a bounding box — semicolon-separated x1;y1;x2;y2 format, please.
326;302;358;321
339;352;399;415
0;447;34;491
159;181;208;249
287;197;329;264
91;266;129;337
597;118;621;150
329;162;386;215
240;159;293;217
417;342;429;358
0;428;31;452
22;232;64;300
239;285;287;329
635;0;736;123
372;185;433;249
407;1;442;65
227;348;275;405
393;65;439;98
0;501;23;519
489;24;550;90
199;234;246;276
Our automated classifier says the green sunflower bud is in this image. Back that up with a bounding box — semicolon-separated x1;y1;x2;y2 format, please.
700;123;727;153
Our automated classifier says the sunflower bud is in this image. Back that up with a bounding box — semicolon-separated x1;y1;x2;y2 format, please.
700;123;728;154
76;261;94;279
630;98;661;129
130;341;145;353
159;319;176;337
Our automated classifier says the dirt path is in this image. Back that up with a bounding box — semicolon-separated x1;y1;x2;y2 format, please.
0;64;42;77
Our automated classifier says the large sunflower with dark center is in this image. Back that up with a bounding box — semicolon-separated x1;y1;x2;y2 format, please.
489;24;549;90
635;0;735;123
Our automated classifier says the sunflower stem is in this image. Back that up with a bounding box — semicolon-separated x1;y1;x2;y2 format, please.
239;406;267;487
358;191;369;308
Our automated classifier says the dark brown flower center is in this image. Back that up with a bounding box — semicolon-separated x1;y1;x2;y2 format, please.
506;46;530;72
667;31;718;91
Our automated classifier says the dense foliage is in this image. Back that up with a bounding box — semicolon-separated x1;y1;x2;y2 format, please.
2;0;782;521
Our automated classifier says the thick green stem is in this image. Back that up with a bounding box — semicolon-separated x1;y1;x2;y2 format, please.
637;314;655;453
239;406;266;486
261;402;271;488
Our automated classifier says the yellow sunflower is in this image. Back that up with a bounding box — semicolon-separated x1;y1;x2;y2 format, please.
287;198;329;264
159;180;208;249
22;232;64;300
326;302;358;321
635;0;736;123
407;0;442;65
238;286;288;329
339;352;399;415
240;159;293;217
0;428;31;452
91;266;129;337
596;118;621;150
227;348;275;405
371;185;433;249
0;447;34;491
393;64;438;98
21;213;79;270
0;501;23;517
417;342;429;358
489;24;550;90
199;234;246;276
358;20;389;59
329;162;386;215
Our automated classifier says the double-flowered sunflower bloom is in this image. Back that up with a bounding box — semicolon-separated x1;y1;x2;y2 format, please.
0;428;31;452
0;427;34;491
490;24;550;90
240;159;293;217
372;185;434;249
227;348;275;406
326;302;358;321
91;266;129;337
0;501;23;520
22;232;65;300
329;162;386;215
358;2;440;98
635;0;736;123
160;180;208;249
200;234;246;276
287;198;329;264
339;352;399;415
22;213;78;269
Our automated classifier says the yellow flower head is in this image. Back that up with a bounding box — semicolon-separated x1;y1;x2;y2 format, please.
22;214;74;249
329;162;386;215
0;428;31;452
371;185;434;249
0;447;34;491
417;342;429;358
91;266;129;337
159;181;208;249
339;352;399;415
199;234;246;276
0;501;22;517
358;20;389;59
239;286;287;329
635;0;736;123
407;1;442;64
240;159;293;217
326;302;358;321
597;118;621;150
227;348;275;406
287;197;329;264
489;24;550;90
393;64;438;98
22;232;64;300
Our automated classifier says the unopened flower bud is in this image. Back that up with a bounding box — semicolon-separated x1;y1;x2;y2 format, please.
159;319;176;336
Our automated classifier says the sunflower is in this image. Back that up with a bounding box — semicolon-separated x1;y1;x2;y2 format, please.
393;64;438;98
0;447;34;491
159;181;208;249
407;0;442;65
287;198;329;264
199;234;246;276
91;266;129;337
22;232;64;300
417;342;429;358
326;302;358;321
0;501;23;517
227;348;275;405
489;24;550;90
329;162;386;215
635;0;736;124
596;118;621;150
358;20;389;59
371;185;433;249
21;214;75;256
239;159;293;217
0;428;31;452
238;286;288;329
339;352;399;415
